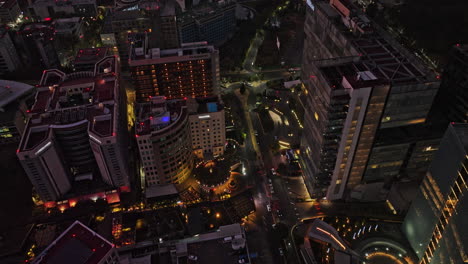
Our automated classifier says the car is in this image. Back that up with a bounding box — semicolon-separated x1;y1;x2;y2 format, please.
278;248;284;256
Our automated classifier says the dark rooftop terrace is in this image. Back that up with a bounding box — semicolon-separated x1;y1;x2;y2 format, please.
34;221;113;264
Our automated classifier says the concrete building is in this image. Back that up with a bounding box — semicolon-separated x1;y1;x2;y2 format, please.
17;56;130;202
178;2;237;46
402;123;468;264
130;40;220;102
16;22;60;69
73;48;110;72
0;80;35;145
136;96;194;187
33;221;119;264
101;0;181;69
187;96;226;159
0;0;21;24
299;0;439;199
0;26;21;75
27;0;97;20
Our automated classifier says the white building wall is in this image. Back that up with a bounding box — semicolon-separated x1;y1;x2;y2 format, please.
189;110;225;159
327;87;371;200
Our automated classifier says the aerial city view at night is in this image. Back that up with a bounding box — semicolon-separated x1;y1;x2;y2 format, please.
1;0;468;263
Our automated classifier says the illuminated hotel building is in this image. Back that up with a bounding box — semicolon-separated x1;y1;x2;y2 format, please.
16;56;130;203
300;0;440;199
129;38;220;102
187;97;226;159
136;96;194;187
402;123;468;264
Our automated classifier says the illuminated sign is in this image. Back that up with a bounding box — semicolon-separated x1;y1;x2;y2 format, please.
198;115;211;119
306;0;315;10
34;141;52;156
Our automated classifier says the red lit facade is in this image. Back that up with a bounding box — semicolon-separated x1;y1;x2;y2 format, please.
130;40;220;102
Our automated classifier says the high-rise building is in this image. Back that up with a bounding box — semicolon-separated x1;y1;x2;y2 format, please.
129;40;220;102
402;123;468;264
187;97;226;159
16;56;130;202
136;96;194;187
0;26;21;75
0;0;21;24
0;80;35;145
300;0;439;199
33;221;119;264
16;22;60;69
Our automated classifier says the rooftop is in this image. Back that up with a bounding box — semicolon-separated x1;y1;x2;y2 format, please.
0;80;34;111
145;184;178;199
19;56;119;152
315;0;437;85
33;221;114;264
129;35;214;63
74;48;110;65
187;96;223;114
136;96;188;136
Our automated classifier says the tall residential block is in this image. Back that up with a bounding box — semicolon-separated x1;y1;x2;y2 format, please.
17;56;130;202
130;40;220;102
402;123;468;264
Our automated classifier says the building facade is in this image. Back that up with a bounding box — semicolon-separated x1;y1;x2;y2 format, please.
27;0;97;20
16;22;60;69
136;96;194;187
402;123;468;264
178;2;237;46
300;0;439;199
0;80;35;145
0;0;21;24
101;0;181;69
17;56;130;202
130;41;220;102
188;97;226;159
0;26;21;75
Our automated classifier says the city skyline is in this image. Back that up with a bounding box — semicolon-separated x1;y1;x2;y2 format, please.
0;0;466;263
